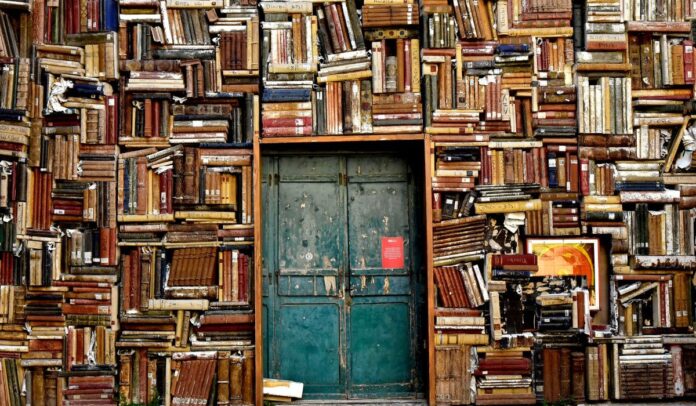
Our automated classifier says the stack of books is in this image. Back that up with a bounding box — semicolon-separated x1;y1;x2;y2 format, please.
615;336;676;399
474;348;536;405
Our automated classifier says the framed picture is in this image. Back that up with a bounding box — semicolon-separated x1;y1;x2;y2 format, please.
525;238;600;310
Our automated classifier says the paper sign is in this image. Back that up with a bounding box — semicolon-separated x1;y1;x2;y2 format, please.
381;237;404;269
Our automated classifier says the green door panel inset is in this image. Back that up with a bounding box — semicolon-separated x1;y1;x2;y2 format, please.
349;301;412;385
348;274;411;296
347;181;410;273
279;155;340;182
347;155;408;180
278;181;341;273
278;303;342;389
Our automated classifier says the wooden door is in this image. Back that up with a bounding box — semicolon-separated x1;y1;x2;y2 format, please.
262;152;423;400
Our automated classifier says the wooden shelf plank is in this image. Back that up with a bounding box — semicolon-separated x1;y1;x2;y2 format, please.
424;135;436;406
253;103;264;406
259;133;425;144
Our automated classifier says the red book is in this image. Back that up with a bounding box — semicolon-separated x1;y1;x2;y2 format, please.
568;154;579;193
481;147;491;185
262;125;313;137
492;254;537;266
199;313;254;325
122;252;132;311
240;253;249;302
262;117;312;127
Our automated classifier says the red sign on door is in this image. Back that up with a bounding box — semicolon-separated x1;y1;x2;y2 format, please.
381;237;404;269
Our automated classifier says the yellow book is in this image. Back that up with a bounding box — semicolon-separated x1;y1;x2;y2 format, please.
174;211;237;220
475;199;542;214
602;77;611;134
259;1;313;13
583;195;621;204
411;38;420;90
582;203;623;212
268;63;316;74
117;214;175;222
317;69;373;83
434;332;489;345
148;299;209;311
507;27;573;37
477;387;532;395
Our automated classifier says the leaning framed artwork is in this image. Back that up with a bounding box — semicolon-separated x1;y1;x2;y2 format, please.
525;238;600;311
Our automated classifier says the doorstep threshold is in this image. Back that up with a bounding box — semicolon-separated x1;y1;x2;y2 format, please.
275;399;427;405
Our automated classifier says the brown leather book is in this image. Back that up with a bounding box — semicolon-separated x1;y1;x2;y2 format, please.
242;349;255;404
182;147;198;204
571;351;585;402
560;348;571;399
32;367;46;406
217;352;231;403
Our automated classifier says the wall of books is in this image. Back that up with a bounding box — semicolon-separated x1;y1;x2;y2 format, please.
426;0;696;403
0;0;261;402
0;0;695;401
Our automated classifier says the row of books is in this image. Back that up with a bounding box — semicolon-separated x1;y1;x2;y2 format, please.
437;339;696;404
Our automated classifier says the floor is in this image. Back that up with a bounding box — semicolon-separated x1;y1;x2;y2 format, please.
279;401;696;406
280;400;426;406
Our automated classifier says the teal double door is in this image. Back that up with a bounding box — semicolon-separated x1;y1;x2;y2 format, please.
262;151;424;400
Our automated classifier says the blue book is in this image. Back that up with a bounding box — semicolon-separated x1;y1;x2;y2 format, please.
547;153;558;188
70;83;104;98
614;182;665;191
103;0;119;32
492;269;532;278
497;44;529;54
123;160;130;214
262;88;311;102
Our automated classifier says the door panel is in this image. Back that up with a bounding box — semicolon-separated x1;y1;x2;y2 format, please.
273;156;346;397
264;153;421;400
350;301;412;385
277;178;342;297
347;180;411;297
346;155;415;396
278;303;341;387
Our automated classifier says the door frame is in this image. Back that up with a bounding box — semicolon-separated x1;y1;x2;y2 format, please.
258;143;427;401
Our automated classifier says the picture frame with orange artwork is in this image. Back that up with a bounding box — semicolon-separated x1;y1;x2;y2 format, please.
525;238;600;311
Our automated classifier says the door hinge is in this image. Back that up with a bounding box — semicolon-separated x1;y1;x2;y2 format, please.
338;173;347;186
